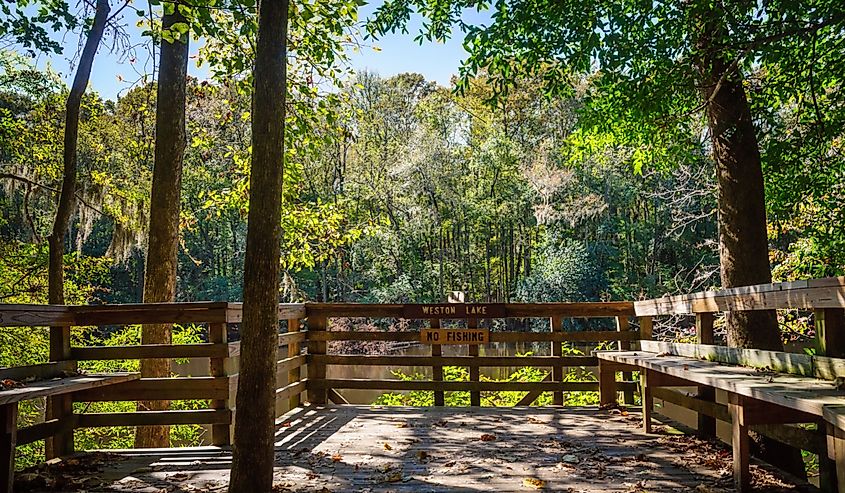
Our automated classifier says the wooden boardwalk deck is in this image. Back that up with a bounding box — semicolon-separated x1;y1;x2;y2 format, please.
22;406;804;492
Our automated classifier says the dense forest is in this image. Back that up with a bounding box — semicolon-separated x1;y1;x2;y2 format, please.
2;58;840;308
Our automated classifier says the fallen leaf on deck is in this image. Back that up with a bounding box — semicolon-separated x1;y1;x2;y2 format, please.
480;433;496;442
0;378;23;390
384;442;393;450
331;453;342;462
522;477;545;489
562;454;579;464
384;471;403;483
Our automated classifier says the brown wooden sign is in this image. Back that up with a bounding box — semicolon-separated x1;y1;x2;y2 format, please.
420;328;489;345
402;303;506;319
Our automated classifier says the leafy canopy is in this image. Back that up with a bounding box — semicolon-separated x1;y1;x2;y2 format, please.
367;0;845;169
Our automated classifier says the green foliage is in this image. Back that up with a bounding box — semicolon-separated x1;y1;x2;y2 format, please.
516;237;606;303
365;0;845;290
300;71;719;303
68;324;207;459
0;0;77;55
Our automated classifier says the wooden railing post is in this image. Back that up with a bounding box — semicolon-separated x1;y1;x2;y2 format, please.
815;308;845;490
816;308;845;358
307;316;327;406
209;322;230;446
616;316;634;405
1;402;18;493
639;316;653;342
46;322;74;458
431;319;444;406
695;312;716;438
695;312;715;345
551;317;563;406
287;318;302;410
468;317;480;406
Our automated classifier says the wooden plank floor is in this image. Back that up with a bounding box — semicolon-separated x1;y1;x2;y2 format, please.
28;406;767;492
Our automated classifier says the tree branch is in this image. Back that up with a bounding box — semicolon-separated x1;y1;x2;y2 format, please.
0;173;109;217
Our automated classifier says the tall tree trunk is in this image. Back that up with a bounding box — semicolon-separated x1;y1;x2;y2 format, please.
696;18;781;351
47;0;111;305
696;14;804;479
135;6;189;448
228;0;288;490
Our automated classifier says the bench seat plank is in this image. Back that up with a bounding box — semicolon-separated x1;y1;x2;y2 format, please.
0;373;139;406
598;351;845;419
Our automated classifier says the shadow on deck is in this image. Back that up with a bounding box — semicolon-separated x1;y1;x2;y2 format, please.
20;405;776;492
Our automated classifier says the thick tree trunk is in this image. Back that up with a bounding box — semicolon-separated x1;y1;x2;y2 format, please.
228;0;288;490
135;6;189;448
700;59;781;351
47;0;111;305
696;16;805;479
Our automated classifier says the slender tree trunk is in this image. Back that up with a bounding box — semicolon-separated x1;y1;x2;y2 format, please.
228;0;288;489
47;0;111;305
135;6;189;448
44;0;110;461
696;14;805;479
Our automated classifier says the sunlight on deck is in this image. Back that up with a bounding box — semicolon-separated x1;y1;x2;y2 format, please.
72;406;733;492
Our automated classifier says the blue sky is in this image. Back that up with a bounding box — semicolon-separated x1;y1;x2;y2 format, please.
30;1;488;101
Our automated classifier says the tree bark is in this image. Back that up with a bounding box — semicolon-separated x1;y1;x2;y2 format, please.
696;14;805;479
228;0;288;490
696;21;781;352
135;5;189;448
47;0;111;305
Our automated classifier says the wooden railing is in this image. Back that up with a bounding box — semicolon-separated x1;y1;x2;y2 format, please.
0;302;307;457
632;276;845;485
2;277;844;472
304;302;641;407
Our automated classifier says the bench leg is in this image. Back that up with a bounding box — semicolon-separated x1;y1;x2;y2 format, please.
819;424;838;493
1;403;18;493
829;425;845;493
697;385;717;439
641;370;653;433
46;394;73;458
728;396;751;492
598;360;617;407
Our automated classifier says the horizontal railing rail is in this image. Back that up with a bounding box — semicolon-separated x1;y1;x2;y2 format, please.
305;301;635;318
634;276;845;316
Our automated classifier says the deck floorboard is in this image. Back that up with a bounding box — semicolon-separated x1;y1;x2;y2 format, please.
23;405;800;492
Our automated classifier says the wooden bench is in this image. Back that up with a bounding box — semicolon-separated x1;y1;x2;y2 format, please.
596;341;845;492
0;367;138;493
